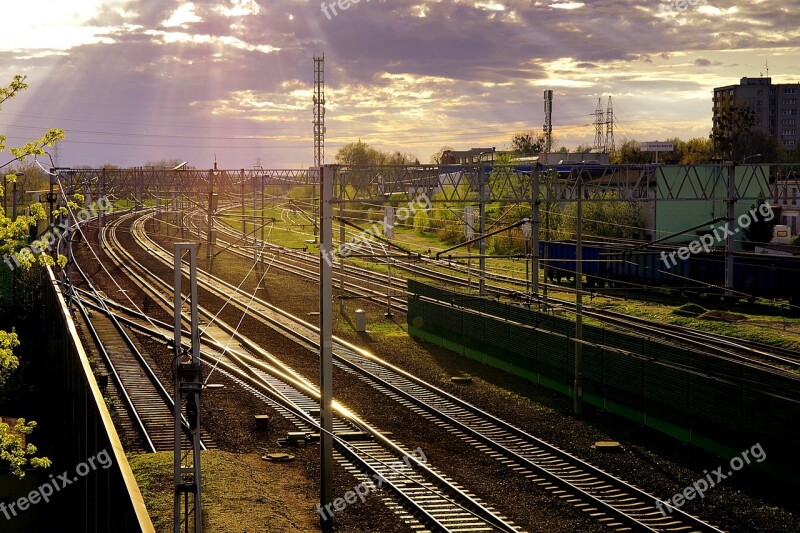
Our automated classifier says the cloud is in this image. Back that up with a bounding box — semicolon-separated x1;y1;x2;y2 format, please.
162;2;203;28
214;0;261;18
550;2;585;9
693;58;722;67
0;0;797;167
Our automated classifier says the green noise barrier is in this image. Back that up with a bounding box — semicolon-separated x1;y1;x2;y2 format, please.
407;280;800;482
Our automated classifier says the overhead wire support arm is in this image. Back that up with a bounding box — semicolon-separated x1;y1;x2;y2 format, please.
334;216;422;258
628;217;726;252
435;218;530;259
437;254;527;260
211;218;277;259
342;253;428;259
288;199;319;232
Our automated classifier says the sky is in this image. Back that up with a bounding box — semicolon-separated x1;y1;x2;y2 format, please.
0;0;798;170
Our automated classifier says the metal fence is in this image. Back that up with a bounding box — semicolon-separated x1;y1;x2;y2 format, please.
40;267;154;532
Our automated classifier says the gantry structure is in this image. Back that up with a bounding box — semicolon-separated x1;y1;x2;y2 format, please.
49;163;799;207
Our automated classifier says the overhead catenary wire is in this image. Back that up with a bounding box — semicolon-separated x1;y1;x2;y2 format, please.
195;191;800;312
53;176;167;338
131;212;520;532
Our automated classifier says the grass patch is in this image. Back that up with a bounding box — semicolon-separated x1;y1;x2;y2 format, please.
219;206;316;250
129;451;316;532
698;310;748;322
673;303;707;317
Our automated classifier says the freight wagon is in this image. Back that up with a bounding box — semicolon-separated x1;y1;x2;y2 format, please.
541;241;800;303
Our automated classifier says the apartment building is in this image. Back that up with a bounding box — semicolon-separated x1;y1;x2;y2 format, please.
713;77;800;150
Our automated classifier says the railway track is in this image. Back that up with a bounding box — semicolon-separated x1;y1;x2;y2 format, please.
198;205;800;373
97;209;524;532
64;225;213;453
185;207;410;310
133;210;724;532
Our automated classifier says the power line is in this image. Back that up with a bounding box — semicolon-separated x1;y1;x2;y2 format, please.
0;111;598;144
0;123;300;141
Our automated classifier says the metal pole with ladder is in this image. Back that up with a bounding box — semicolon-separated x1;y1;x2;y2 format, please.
173;243;203;533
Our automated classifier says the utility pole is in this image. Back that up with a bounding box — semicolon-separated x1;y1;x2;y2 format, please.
63;210;72;295
574;180;583;415
135;167;143;211
12;172;22;221
260;174;265;276
385;206;395;317
171;192;177;233
313;55;326;243
478;165;487;296
543;170;550;308
173;243;203;533
179;194;185;240
240;170;246;243
319;165;334;530
206;169;215;270
47;170;56;229
253;175;258;266
532;169;540;296
339;180;345;314
543;90;553;154
725;162;736;299
465;206;474;292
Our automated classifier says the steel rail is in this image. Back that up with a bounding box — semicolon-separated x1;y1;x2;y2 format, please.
134;210;723;532
68;217;210;451
104;209;523;533
209;205;800;372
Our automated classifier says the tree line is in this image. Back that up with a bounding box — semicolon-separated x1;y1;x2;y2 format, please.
1;76;64;477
